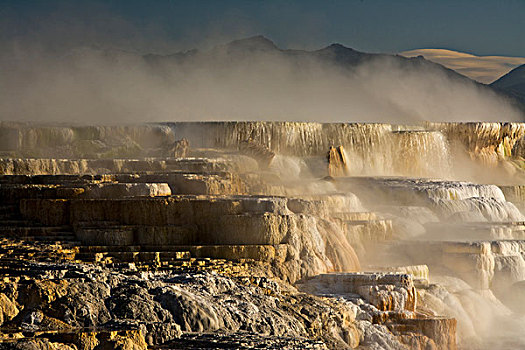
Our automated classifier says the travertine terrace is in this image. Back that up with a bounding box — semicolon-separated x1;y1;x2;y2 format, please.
1;121;525;349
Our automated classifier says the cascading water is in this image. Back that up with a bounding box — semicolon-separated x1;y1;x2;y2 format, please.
429;122;525;163
4;121;525;349
169;121;454;178
337;176;525;348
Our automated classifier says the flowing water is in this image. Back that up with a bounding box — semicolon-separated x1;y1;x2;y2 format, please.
181;121;525;349
3;121;525;348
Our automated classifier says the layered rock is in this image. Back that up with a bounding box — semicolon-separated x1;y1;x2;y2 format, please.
10;121;525;348
18;195;360;282
0;262;362;349
327;146;349;177
299;273;457;350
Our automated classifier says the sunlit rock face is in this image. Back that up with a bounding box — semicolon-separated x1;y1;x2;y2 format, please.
3;121;525;349
327;146;350;177
172;122;453;178
5;121;525;180
429;122;525;164
299;273;457;350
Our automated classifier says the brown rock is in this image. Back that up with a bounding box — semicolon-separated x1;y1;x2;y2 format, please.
327;146;349;177
0;293;18;325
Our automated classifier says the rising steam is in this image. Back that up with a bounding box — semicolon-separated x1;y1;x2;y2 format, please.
0;37;523;123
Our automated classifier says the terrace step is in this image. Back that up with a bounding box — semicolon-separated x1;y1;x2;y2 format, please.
0;226;74;237
75;251;191;263
0;219;39;226
23;236;78;243
77;244;285;262
424;221;525;240
333;212;378;221
0;204;20;219
79;245;195;253
343;219;395;259
344;219;394;242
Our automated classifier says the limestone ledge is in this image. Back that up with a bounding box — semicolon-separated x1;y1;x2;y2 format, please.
297;272;457;350
19;194;359;230
0;156;258;176
400;240;525;293
16;194;361;282
299;272;417;312
0;172;246;199
371;265;430;285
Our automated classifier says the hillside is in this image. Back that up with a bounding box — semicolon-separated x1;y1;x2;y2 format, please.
491;64;525;104
400;48;525;84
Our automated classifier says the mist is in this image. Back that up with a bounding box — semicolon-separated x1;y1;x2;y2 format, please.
0;38;523;124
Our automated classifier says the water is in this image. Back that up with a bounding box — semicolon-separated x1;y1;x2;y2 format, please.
4;121;525;349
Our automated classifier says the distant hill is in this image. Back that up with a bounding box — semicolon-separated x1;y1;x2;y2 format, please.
4;35;524;122
146;36;483;85
400;48;525;84
491;64;525;105
143;36;525;118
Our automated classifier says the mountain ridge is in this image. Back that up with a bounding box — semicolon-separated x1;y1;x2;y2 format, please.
141;35;525;117
491;64;525;105
400;48;525;84
146;36;478;82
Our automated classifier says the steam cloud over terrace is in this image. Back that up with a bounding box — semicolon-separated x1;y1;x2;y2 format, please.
1;36;523;124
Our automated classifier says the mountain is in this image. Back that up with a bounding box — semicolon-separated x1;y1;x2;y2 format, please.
8;35;523;123
400;48;525;84
138;36;525;121
491;64;525;104
145;36;490;86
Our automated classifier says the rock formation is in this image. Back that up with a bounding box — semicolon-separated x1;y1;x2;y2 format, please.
327;146;349;177
1;121;525;349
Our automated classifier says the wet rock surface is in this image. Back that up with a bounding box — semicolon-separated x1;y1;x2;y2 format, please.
0;261;364;349
3;121;525;349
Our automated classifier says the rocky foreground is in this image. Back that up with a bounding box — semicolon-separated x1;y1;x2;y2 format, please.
0;172;452;350
1;121;525;349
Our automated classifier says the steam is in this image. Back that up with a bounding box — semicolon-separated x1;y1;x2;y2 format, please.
333;175;525;348
0;38;523;123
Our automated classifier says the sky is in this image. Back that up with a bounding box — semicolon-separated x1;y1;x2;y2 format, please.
400;49;525;83
1;0;525;56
